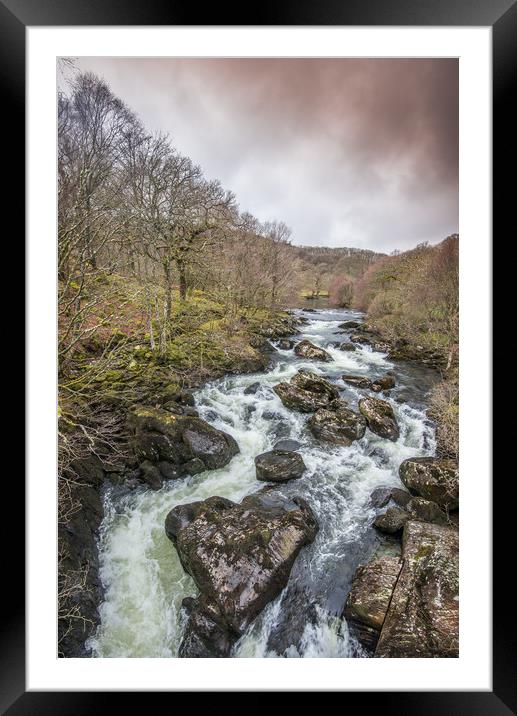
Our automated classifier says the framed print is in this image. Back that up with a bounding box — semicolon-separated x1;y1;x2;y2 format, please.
5;0;513;710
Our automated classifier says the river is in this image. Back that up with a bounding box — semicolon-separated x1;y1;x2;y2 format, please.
88;308;438;658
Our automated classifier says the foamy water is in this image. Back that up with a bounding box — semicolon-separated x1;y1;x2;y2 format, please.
88;309;437;658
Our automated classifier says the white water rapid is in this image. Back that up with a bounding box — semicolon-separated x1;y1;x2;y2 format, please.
88;308;438;658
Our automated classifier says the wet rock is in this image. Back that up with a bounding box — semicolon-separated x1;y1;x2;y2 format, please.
308;403;366;445
243;381;261;395
168;491;318;651
274;370;340;413
359;397;400;441
339;342;357;352
375;521;459;657
128;406;239;474
391;487;412;508
277;339;295;350
338;320;361;329
369;487;392;508
273;438;303;451
373;506;410;534
140;459;163;490
371;372;396;392
255;450;307;482
294;340;333;362
407;496;449;525
399;457;459;509
342;374;373;390
344;556;403;651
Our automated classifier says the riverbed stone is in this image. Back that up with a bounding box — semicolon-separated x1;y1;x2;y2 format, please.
342;374;373;390
255;450;307;482
344;556;403;651
294;339;333;362
168;490;318;654
359;397;400;441
399;457;459;509
375;520;459;657
339;342;357;352
307;402;366;445
369;487;392;508
277;339;295;350
371;373;396;392
243;381;261;395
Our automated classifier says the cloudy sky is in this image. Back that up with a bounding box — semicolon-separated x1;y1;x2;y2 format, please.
66;57;458;253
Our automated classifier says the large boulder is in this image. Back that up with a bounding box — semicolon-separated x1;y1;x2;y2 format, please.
375;521;459;657
273;370;340;413
128;406;239;487
255;450;306;482
166;491;318;655
307;400;367;445
359;397;400;441
399;457;459;509
344;556;403;651
294;340;333;362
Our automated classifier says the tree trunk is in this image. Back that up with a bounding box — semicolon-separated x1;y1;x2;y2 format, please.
178;260;187;301
163;257;172;325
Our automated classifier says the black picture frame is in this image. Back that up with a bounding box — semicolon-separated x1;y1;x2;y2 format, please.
7;0;512;711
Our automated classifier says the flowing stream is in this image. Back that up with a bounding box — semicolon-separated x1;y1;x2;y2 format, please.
88;308;438;658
